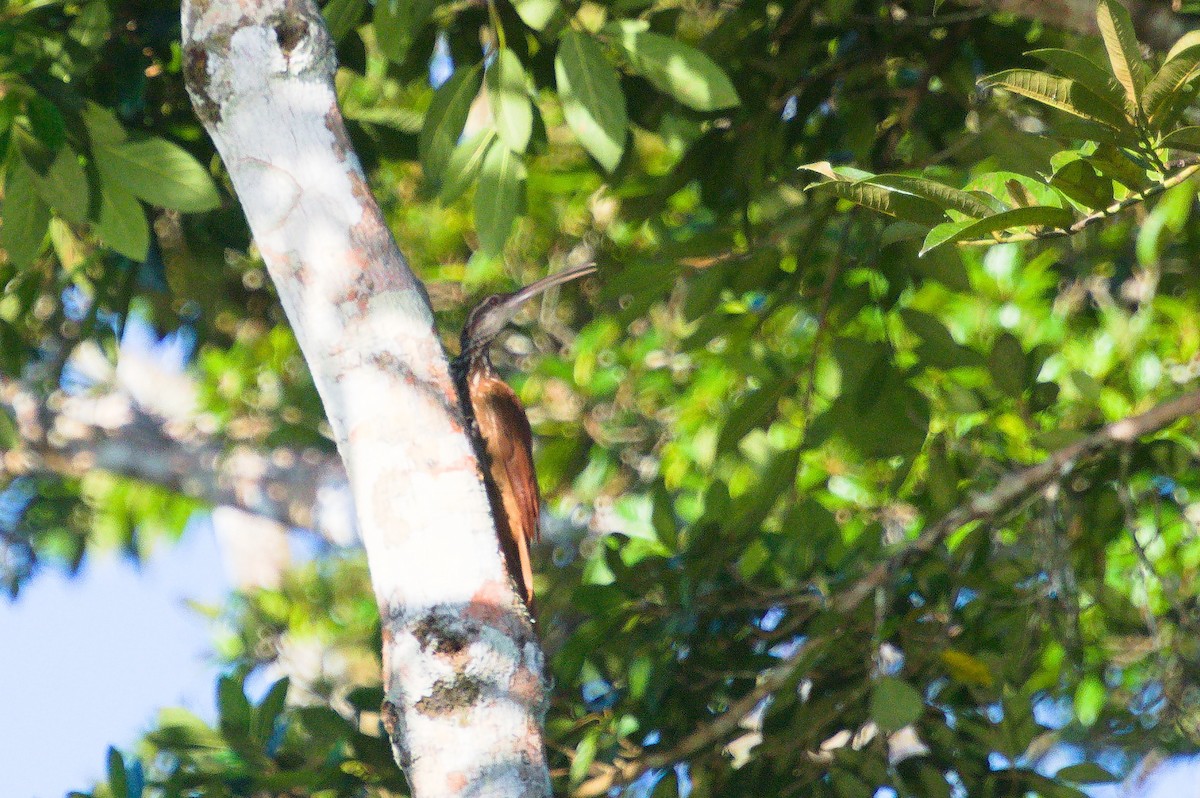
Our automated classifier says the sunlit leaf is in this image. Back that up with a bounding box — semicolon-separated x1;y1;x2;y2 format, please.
1096;0;1148;113
1144;44;1200;125
440;128;495;203
374;0;435;64
981;70;1130;132
487;49;533;153
419;62;484;186
322;0;367;41
556;30;627;172
0;157;51;268
513;0;559;30
802;166;946;225
605;21;739;111
1074;675;1105;726
920;206;1075;254
474;139;526;255
861;174;995;218
93;138;220;212
1026;48;1126;113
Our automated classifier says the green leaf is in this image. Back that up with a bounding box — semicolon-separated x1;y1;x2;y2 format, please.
217;674;254;740
870;677;924;731
94;174;149;261
1026;49;1126;113
94;138;220;212
0;158;51;268
487;49;533;153
1160;125;1200;152
900;308;980;369
253;677;290;744
968;171;1064;209
1168;30;1200;62
107;747;128;798
343;104;424;133
1089;143;1149;189
1050;159;1114;210
513;0;559;30
1055;763;1117;784
606;21;739;111
374;0;435;64
419;63;484;186
1096;0;1148;113
28;145;89;224
832;771;874;798
1074;675;1105;726
989;332;1027;398
125;761;144;798
322;0;367;42
981;69;1130;132
826;343;931;458
25;96;66;149
570;727;600;784
474;139;525;255
82;102;127;146
441;128;495;204
1144;44;1200;125
806;175;946;225
862;174;995;218
920;206;1075;254
150;707;225;750
556;30;627;172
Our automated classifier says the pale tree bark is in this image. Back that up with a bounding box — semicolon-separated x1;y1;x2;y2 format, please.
180;2;549;796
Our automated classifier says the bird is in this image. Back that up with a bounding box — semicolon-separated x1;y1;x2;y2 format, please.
452;261;596;610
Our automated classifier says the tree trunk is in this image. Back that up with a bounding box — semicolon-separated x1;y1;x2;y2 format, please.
179;2;550;796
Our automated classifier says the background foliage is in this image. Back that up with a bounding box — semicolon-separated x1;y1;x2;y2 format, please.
5;0;1200;796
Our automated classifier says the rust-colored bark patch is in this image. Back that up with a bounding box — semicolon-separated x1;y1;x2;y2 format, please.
380;699;411;769
509;666;542;706
182;44;220;125
381;699;400;738
465;579;521;632
326;106;355;162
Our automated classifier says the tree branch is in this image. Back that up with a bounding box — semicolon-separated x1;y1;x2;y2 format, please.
835;388;1200;613
957;161;1200;248
582;388;1200;794
953;0;1198;50
181;2;548;794
0;378;356;543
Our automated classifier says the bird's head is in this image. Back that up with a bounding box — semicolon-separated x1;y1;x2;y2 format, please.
459;261;596;358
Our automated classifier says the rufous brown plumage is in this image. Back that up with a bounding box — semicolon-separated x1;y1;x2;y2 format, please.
452;262;596;609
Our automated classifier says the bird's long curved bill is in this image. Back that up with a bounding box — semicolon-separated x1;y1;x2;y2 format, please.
503;261;597;309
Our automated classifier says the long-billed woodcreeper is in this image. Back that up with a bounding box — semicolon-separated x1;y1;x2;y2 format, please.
451;262;596;609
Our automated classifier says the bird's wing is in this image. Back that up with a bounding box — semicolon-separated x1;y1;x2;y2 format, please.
475;377;541;603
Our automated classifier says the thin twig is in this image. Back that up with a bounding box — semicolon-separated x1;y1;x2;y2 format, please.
956;161;1200;247
575;388;1200;796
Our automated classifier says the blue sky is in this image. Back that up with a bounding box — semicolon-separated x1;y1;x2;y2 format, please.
0;517;226;798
